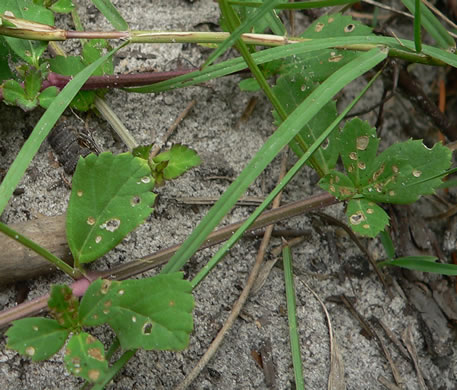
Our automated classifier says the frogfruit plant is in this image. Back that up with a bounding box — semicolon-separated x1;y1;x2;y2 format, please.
1;0;457;388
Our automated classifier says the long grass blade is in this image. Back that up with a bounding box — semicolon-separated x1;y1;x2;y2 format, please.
190;64;383;287
91;0;129;31
161;47;387;275
401;0;455;49
204;0;283;68
128;35;450;94
282;244;305;390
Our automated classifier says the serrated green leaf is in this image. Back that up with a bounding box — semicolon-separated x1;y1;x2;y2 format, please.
38;86;59;108
153;144;201;180
273;73;339;173
64;333;108;383
346;198;389;237
338;118;379;187
2;79;37;111
48;285;80;328
379;256;457;275
50;0;74;13
319;170;356;199
66;152;156;265
6;318;70;361
362;140;452;204
79;274;194;351
0;0;54;66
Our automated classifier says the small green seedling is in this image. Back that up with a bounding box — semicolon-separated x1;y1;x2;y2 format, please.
6;146;200;384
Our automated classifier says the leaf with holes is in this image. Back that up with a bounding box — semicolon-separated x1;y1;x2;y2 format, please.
64;332;108;384
346;198;389;237
273;74;338;175
319;170;356;200
6;318;70;361
66;152;156;265
152;144;201;181
79;274;194;351
361;140;452;204
48;285;80;329
337;118;379;187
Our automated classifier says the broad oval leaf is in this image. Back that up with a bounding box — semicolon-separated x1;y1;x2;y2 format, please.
346;198;389;237
64;332;108;383
79;274;194;351
67;152;156;264
6;318;70;361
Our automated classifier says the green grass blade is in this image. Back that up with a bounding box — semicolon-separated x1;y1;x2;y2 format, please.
128;34;450;94
229;0;359;9
204;0;283;68
378;256;457;275
413;0;422;52
91;0;128;31
282;244;305;390
0;43;125;214
161;47;387;275
190;66;383;287
401;0;455;49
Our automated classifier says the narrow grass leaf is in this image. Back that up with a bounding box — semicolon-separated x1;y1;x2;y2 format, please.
205;0;283;68
91;0;128;31
379;256;457;275
282;244;305;390
162;48;387;274
0;43;124;214
191;65;384;287
401;0;455;49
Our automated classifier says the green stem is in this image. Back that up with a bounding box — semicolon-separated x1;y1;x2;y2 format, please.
0;222;80;279
219;0;325;176
229;0;358;9
414;0;422;52
282;243;305;390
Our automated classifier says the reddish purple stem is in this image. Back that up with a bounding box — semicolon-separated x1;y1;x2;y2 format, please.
0;69;195;101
